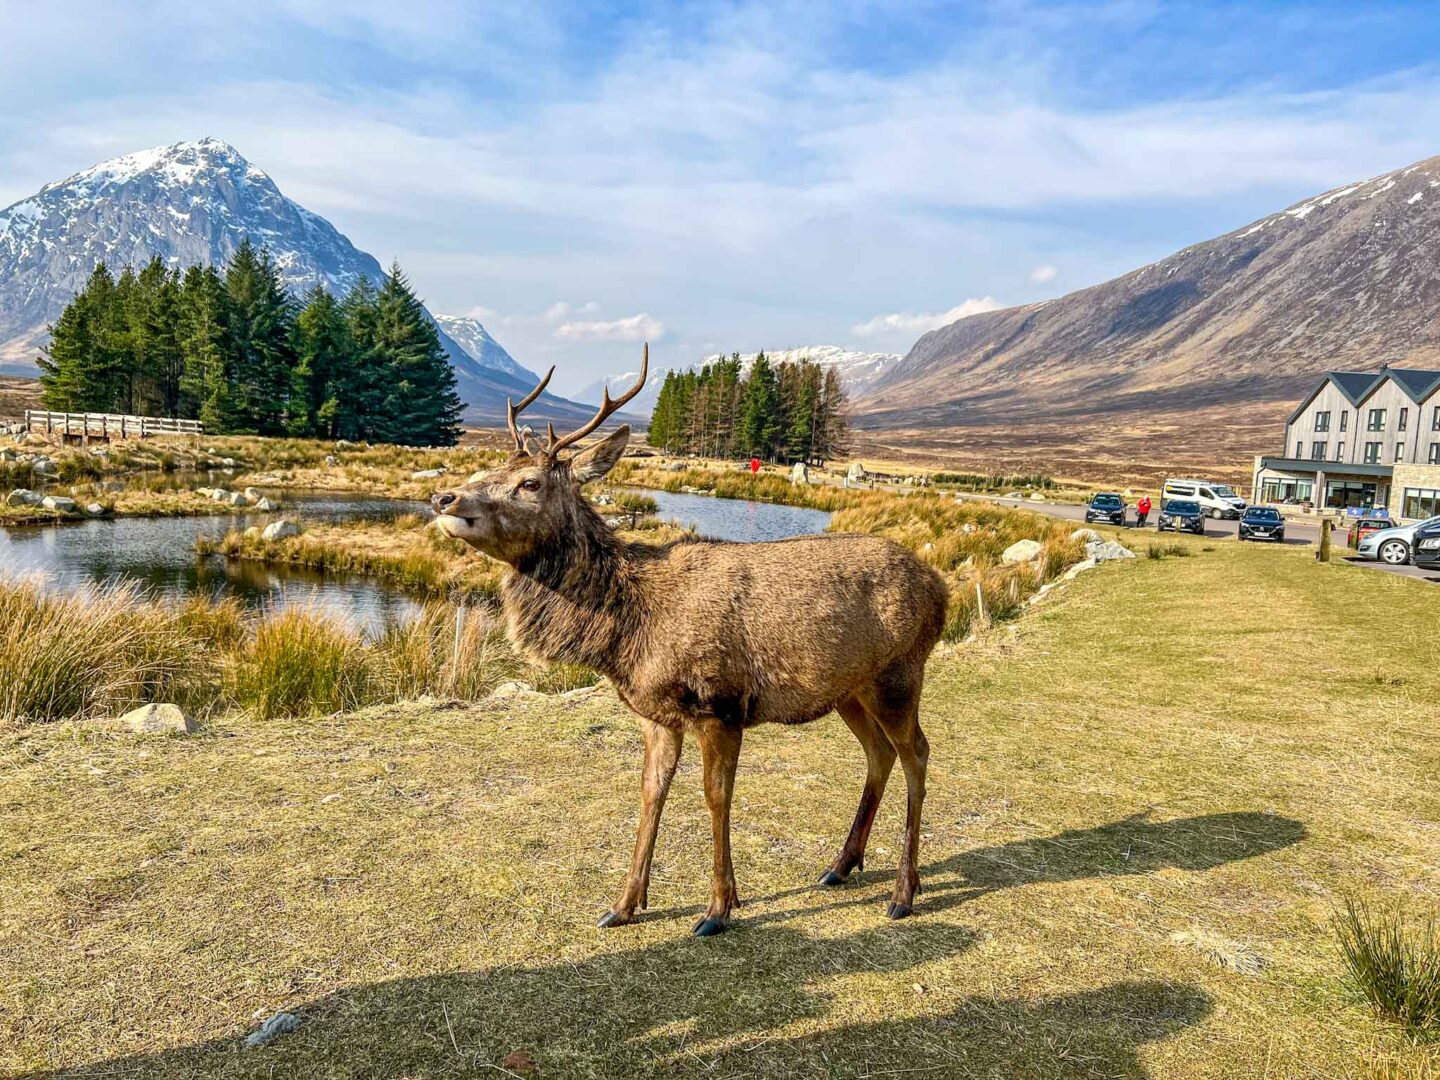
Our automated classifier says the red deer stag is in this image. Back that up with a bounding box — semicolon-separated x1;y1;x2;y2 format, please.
430;347;947;936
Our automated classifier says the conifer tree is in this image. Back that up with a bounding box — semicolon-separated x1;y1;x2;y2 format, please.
371;263;462;446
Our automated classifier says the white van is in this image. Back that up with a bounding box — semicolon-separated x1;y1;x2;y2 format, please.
1162;478;1247;520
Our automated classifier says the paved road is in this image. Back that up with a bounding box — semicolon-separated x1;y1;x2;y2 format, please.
967;494;1440;585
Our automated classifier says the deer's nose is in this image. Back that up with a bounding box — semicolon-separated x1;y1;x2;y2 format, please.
431;491;459;513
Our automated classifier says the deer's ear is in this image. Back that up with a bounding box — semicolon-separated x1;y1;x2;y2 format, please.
570;425;630;484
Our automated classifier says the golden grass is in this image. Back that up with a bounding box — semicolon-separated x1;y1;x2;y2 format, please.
4;540;1438;1076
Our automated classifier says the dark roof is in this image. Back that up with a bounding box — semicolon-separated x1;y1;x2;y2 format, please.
1258;457;1395;478
1387;367;1440;401
1329;370;1384;404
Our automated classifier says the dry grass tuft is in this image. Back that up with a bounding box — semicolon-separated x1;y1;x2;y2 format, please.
1171;928;1265;975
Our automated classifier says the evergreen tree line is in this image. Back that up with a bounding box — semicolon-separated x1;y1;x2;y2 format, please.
646;353;848;463
37;240;463;445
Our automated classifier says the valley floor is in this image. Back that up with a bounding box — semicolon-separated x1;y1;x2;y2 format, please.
3;534;1437;1078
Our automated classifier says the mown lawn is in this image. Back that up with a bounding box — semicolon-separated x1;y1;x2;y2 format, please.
2;536;1437;1078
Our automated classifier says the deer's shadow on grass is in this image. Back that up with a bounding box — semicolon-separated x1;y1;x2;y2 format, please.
743;809;1308;923
20;812;1295;1079
23;923;1211;1079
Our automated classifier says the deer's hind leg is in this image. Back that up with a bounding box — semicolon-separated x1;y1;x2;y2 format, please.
820;695;896;886
598;718;683;929
692;718;743;937
857;658;930;920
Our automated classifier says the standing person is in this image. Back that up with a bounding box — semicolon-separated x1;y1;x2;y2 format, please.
1136;494;1152;528
750;457;761;476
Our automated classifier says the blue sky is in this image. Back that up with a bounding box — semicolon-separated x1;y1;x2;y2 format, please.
3;0;1440;392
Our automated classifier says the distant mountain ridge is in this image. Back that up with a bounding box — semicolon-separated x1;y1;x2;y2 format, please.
577;345;903;415
861;153;1440;434
0;138;597;426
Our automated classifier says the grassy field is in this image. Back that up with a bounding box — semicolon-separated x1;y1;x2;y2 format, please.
3;534;1437;1078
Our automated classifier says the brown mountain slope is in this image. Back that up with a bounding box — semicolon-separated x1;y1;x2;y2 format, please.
856;155;1440;479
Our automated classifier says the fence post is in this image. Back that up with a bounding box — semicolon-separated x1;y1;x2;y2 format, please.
1318;518;1332;563
451;601;467;694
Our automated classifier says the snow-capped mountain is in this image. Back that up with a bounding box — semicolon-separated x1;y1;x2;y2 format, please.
0;138;599;425
433;315;538;384
575;345;902;415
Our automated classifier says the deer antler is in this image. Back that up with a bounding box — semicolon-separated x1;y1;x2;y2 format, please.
507;366;555;452
546;343;648;456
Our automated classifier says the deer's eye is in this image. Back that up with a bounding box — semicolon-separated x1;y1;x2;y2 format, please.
518;478;541;493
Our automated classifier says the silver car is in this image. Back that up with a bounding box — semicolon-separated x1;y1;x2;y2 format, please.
1354;515;1440;565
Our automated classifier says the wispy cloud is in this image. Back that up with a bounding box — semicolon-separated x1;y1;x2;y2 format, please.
1029;264;1058;284
553;312;665;343
852;299;1001;339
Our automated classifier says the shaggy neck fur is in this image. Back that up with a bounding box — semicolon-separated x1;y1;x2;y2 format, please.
501;497;645;678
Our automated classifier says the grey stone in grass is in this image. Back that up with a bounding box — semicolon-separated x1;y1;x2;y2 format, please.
40;495;78;513
120;703;195;735
245;1012;301;1048
262;519;301;541
254;497;279;512
1001;538;1043;564
6;488;42;506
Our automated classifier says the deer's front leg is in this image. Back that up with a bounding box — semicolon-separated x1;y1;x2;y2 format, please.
692;719;743;937
598;718;683;929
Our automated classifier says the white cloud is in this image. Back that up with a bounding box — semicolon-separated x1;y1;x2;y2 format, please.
1029;263;1058;284
851;298;1002;339
553;312;665;343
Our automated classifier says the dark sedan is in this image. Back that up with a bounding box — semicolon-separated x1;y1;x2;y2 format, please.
1085;492;1127;526
1157;499;1205;535
1414;521;1440;569
1238;506;1286;542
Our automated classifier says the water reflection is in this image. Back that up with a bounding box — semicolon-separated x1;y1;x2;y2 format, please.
632;487;831;542
0;491;429;634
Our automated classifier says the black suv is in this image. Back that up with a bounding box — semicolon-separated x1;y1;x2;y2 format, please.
1085;492;1126;526
1414;520;1440;569
1157;499;1205;535
1237;506;1286;542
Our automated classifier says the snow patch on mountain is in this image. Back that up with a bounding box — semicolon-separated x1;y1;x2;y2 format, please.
433;315;536;383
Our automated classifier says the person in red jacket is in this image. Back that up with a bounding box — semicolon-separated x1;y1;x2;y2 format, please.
1136;495;1152;528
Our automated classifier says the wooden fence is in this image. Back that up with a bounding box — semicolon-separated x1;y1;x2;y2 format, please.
24;410;204;439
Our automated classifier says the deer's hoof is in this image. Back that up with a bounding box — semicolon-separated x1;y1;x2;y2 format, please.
597;909;633;929
885;902;913;920
692;915;730;937
818;870;847;887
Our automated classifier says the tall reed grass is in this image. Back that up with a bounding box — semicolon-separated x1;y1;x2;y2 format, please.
0;580;534;726
1335;895;1440;1037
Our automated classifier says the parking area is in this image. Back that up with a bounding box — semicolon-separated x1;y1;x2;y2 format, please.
973;494;1440;583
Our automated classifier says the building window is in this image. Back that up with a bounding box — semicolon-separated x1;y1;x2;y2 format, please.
1363;441;1382;463
1327;480;1378;509
1433;405;1440;431
1295;440;1303;458
1261;478;1313;504
1311;441;1327;460
1430;442;1440;464
1367;408;1387;431
1340;411;1349;432
1314;410;1331;432
1403;488;1440;519
1400;407;1409;431
1396;442;1406;462
1336;441;1345;461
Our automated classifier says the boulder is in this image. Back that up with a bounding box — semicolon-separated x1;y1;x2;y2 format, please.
791;462;809;485
254;497;279;512
40;495;78;513
846;462;868;483
1085;539;1136;563
243;487;260;501
262;519;301;541
120;703;195;735
243;526;262;540
6;488;42;507
85;503;105;516
335;439;357;448
1027;492;1045;502
211;489;229;502
1070;527;1104;543
1001;539;1043;564
961;522;977;535
492;680;539;699
32;456;57;475
227;492;249;506
411;468;446;480
324;455;339;467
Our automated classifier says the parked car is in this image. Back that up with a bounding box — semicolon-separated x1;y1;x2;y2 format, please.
1354;515;1440;565
1162;478;1246;519
1157;499;1206;535
1085;492;1127;526
1346;515;1393;549
1237;506;1286;542
1414;521;1440;570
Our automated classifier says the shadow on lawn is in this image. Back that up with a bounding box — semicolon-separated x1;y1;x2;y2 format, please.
22;811;1299;1079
